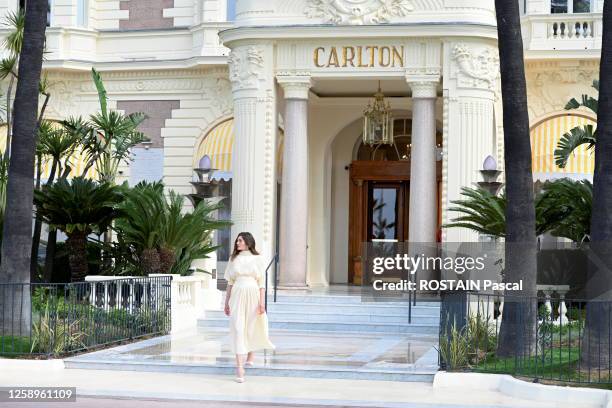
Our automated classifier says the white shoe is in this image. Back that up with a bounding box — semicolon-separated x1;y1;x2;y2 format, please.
235;366;245;383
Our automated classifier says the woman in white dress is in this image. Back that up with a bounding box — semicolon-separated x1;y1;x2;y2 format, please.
224;232;275;382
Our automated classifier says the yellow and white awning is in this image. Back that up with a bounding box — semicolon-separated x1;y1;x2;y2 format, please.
0;123;98;180
531;114;596;182
194;118;285;180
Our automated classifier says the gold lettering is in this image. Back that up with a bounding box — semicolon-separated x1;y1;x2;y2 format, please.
343;46;356;67
379;46;391;67
392;46;404;67
328;47;340;67
357;46;368;67
313;45;405;68
314;47;325;68
366;46;378;67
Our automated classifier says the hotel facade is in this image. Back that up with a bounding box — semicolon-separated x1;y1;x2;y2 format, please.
0;0;602;287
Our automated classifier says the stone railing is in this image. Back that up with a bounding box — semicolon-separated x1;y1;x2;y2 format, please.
488;285;570;328
522;13;602;52
86;270;222;334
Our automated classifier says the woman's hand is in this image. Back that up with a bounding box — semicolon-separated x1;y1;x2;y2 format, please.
224;303;230;316
257;302;266;315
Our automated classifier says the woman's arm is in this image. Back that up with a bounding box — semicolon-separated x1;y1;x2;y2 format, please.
224;284;232;316
258;287;266;314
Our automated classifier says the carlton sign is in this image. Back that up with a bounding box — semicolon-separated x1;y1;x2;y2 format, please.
314;46;405;68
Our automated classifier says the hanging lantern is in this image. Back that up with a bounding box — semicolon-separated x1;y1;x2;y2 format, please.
363;83;394;146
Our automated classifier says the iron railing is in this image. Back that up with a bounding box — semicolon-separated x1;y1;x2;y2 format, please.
264;253;279;310
439;291;612;385
0;276;171;357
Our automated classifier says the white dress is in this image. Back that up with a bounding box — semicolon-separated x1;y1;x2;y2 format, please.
225;251;275;355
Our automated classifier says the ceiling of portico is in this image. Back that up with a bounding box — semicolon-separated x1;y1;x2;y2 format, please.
311;78;415;98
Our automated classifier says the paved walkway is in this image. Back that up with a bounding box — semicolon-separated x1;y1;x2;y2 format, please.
0;360;602;408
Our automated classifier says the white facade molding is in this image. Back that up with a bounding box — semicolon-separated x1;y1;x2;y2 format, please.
228;45;266;93
277;75;313;100
451;43;500;91
304;0;415;25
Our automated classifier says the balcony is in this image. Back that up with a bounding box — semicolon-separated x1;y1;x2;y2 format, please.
522;12;602;58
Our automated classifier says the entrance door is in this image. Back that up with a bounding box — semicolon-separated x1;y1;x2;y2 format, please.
349;161;411;285
368;182;409;243
348;160;442;285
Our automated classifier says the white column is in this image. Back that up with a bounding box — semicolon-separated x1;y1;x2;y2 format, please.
406;74;439;244
227;44;277;264
276;75;312;290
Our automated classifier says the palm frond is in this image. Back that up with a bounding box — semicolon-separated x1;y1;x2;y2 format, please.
554;124;596;168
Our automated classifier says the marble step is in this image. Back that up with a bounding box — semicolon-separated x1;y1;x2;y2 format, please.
266;293;429;304
63;358;437;383
265;301;440;316
205;310;440;325
198;317;439;334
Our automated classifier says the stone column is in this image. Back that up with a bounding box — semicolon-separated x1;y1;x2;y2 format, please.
227;44;277;264
276;75;312;290
406;74;440;244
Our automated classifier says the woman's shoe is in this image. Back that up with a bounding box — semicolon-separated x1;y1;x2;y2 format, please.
244;361;254;367
235;366;245;383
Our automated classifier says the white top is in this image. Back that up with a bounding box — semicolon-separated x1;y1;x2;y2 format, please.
225;251;266;289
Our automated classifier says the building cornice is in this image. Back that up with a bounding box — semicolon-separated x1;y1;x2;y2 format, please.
219;22;498;46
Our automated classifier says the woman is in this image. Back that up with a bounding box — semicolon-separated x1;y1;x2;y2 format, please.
224;232;275;383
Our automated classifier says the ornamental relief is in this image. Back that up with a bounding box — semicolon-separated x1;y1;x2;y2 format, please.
228;46;265;90
305;0;414;25
451;44;500;91
526;65;598;121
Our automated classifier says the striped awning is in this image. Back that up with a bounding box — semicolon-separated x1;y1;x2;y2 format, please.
194;118;285;180
531;114;596;182
0;123;98;180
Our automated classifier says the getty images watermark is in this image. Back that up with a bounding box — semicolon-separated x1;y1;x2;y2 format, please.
359;242;527;300
370;252;522;292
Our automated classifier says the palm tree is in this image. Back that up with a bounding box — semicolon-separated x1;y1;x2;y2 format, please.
113;181;230;276
34;177;121;282
32;121;80;281
581;0;612;370
445;187;506;238
446;181;592;243
554;80;598;168
0;9;25;159
494;0;538;358
0;0;48;336
66;68;148;184
536;179;592;243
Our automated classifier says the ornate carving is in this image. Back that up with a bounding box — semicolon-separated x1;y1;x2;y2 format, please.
525;61;598;122
451;44;500;91
228;46;265;90
305;0;414;25
209;77;233;114
46;81;76;117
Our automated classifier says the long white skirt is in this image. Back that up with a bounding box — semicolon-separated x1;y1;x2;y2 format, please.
229;281;275;355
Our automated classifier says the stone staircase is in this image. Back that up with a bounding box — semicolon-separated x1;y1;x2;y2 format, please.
199;293;440;335
64;290;441;382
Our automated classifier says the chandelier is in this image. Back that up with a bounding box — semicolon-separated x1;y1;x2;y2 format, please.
363;82;394;146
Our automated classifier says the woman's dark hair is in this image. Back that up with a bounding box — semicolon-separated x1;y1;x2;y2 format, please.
230;232;259;261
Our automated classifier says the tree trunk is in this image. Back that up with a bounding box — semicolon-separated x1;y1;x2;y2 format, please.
0;0;47;337
66;231;89;283
30;93;52;281
494;0;538;358
41;160;58;283
581;0;612;370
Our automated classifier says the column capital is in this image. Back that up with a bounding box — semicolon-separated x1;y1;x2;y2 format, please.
276;74;312;100
405;71;440;99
